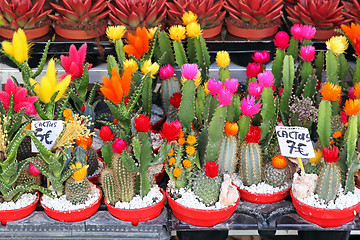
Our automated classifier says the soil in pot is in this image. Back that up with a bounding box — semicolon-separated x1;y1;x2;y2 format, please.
54;19;107;40
225;19;280;40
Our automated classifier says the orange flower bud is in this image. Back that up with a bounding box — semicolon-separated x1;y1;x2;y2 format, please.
224;122;239;136
173;167;181;177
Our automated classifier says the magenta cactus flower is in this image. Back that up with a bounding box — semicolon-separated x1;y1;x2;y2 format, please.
224;78;239;94
180;63;199;80
248;81;263;98
159;64;175;79
0;78;38;115
29;162;41;176
257;70;275;88
274;31;290;49
207;78;223;96
246;62;262;79
60;43;92;81
302;25;316;40
252;51;270;64
240;95;262;117
112;138;128;154
348;87;355;100
291;24;303;41
300;45;316;62
217;88;232;107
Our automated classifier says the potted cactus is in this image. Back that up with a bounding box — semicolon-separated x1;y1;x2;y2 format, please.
0;0;52;39
224;0;284;40
49;0;110;39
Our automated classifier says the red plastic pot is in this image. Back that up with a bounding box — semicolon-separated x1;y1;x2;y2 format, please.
166;188;240;227
202;24;223;39
226;19;278;40
290;190;360;228
40;186;102;222
0;25;50;40
105;188;165;226
88;158;105;185
237;184;291;204
54;25;106;40
0;192;39;225
313;29;339;41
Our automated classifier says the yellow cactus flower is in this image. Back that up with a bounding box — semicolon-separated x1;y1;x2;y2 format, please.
186;146;195;155
182;159;192;167
123;59;138;74
186;22;202;38
187;135;196;145
216;51;230;68
147;27;157;40
169;25;186;41
140;59;159;79
203;83;210;95
71;162;89;181
326;36;348;56
173;167;181;177
2;28;31;63
182;11;198;25
181;71;201;88
309;148;322;165
169;157;176;166
106;25;126;41
29;59;71;103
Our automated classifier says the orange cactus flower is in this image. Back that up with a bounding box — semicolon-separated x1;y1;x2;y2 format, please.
179;129;184;138
354;82;360;99
173;167;181;177
341;23;360;44
169;157;176;166
187;135;196;145
320;82;341;101
224;122;239;136
168;148;174;156
123;27;149;59
75;136;93;151
182;159;192;167
272;155;287;169
344;99;360;116
330;140;335;145
186;146;195;155
71;162;88;181
178;137;185;145
100;67;132;104
332;131;342;139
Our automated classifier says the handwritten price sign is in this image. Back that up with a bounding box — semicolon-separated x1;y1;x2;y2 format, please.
31;120;63;152
275;126;315;158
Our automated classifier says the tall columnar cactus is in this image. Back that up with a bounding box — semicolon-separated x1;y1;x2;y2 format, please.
218;122;238;174
101;168;118;205
112;153;135;202
178;74;196;130
280;55;295;125
239;125;263;186
315;146;341;203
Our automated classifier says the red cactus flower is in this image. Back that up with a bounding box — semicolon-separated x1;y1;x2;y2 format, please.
205;161;219;178
246;62;262;79
160;120;181;142
99;125;115;142
112;138;128;154
322;146;340;163
133;114;151;132
244;125;261;143
169;92;182;108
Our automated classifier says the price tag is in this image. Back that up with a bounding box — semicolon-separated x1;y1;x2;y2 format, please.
31;120;63;152
275;126;315;158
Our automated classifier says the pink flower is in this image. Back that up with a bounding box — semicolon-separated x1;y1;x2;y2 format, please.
240;95;262;117
348;87;355;99
302;25;316;40
217;88;232;107
181;63;199;80
246;62;262;79
29;162;41;176
341;111;348;124
224;78;239;94
207;78;223;96
274;31;290;49
60;43;92;81
248;81;263;98
291;24;303;41
300;45;315;62
0;78;38;115
257;70;275;88
252;51;270;64
278;122;284;126
112;138;128;154
159;64;175;79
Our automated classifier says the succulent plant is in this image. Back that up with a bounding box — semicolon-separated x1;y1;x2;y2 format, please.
342;0;360;24
167;0;226;29
224;0;283;27
0;0;51;30
286;0;345;30
107;0;167;29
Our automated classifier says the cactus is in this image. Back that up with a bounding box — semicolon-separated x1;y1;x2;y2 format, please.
161;76;181;121
178;80;196;130
17;136;35;161
296;61;314;97
304;162;322;175
158;31;175;66
15;168;41;187
314;51;325;83
100;168;118;205
260;86;277;146
112;153;135;202
272;48;285;91
65;177;91;204
280;55;295;125
264;161;290;187
316;163;341;203
218;135;238;174
86;147;99;177
192;170;222;206
345;115;360;193
317;99;332;148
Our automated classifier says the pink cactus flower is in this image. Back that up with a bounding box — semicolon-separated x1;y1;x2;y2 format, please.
207;78;223;96
180;63;199;80
0;78;38;115
274;31;290;49
291;24;303;41
252;51;270;64
240;95;262;117
159;64;175;79
278;122;284;126
257;70;275;88
112;138;128;154
341;111;348;124
300;45;316;62
348;87;355;99
246;62;262;79
302;25;316;40
248;81;263;98
224;78;239;94
28;162;41;176
217;88;232;107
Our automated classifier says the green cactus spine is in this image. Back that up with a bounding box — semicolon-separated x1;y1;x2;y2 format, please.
65;177;91;204
161;77;181;120
263;162;290;187
239;142;262;186
192;171;222;206
86;147;99;176
316;163;341;203
112;153;135;202
101;168;118;205
218;135;238;174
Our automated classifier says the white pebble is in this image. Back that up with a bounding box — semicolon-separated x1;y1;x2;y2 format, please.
0;193;37;210
235;179;290;194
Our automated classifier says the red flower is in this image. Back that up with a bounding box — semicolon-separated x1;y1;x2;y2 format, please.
244;125;261;143
99;126;114;142
205;161;219;178
80;105;85;112
274;31;290;50
124;97;130;106
169;92;182;109
252;50;270;64
160;120;181;142
246;62;262;79
133;114;151;132
322;146;340;163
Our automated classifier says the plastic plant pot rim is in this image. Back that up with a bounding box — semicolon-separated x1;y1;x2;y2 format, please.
236;184;291;204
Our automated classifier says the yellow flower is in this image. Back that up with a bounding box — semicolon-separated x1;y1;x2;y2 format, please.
186;146;195;155
203;83;210;95
168;148;174;156
216;51;230;68
169;25;186;41
106;25;126;41
182;11;198;25
186;22;202;38
71;162;89;181
187;135;196;145
147;27;157;40
123;59;138;74
2;28;31;63
140;59;159;78
173;167;181;177
309;148;322;165
182;159;192;167
29;59;71;103
326;36;348;55
169;157;176;166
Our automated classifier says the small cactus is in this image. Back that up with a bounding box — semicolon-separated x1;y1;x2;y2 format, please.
112;153;135;202
100;168;118;205
217;123;238;174
65;177;91;204
264;155;290;187
86;147;99;176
